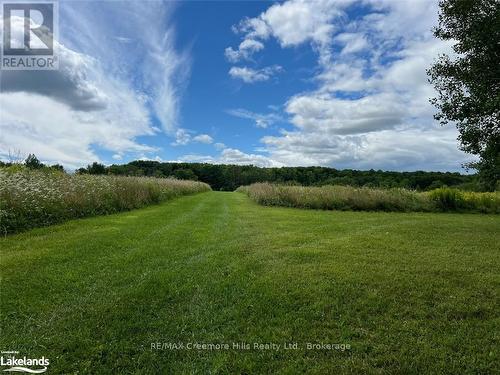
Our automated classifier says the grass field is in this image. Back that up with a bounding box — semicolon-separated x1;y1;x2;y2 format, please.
1;191;499;374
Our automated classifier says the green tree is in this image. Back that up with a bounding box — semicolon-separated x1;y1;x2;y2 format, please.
25;154;44;169
50;164;64;172
173;168;198;180
428;0;499;190
76;167;88;175
84;162;107;175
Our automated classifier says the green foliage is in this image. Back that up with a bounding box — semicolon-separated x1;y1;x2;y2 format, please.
429;187;500;213
239;183;500;213
49;163;64;172
0;168;211;234
24;154;43;169
429;188;466;210
77;161;107;175
1;192;499;373
428;0;500;190
173;168;198;180
3;154;65;173
100;160;479;191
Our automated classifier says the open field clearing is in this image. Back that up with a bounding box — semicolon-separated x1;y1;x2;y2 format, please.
1;192;499;373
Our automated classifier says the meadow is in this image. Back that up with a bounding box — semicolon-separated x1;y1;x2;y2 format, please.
1;192;499;373
0;167;210;234
237;182;500;213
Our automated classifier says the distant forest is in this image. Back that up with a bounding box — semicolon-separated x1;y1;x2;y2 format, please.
0;157;478;191
73;160;477;191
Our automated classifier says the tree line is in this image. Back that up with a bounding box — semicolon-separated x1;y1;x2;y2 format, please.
76;160;479;191
0;155;486;191
0;154;64;172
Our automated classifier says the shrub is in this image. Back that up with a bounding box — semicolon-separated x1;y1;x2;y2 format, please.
429;188;466;210
427;188;500;213
461;191;500;213
0;167;211;234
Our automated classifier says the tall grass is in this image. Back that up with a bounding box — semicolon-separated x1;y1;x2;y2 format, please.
237;183;500;214
0;167;211;234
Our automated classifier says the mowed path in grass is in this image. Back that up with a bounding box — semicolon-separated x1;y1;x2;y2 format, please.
1;191;499;374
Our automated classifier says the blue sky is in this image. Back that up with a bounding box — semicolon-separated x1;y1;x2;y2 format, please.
0;0;473;171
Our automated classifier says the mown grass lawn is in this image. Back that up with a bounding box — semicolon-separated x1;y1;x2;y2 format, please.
1;191;499;374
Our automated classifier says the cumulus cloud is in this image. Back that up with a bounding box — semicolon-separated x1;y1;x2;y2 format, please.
225;39;264;62
257;0;344;48
261;126;470;171
229;65;282;83
171;130;214;146
171;129;193;146
0;16;109;112
225;0;473;171
227;0;350;65
0;92;155;169
218;147;282;167
179;147;283;168
285;92;406;134
233;0;346;49
193;134;214;144
225;0;348;83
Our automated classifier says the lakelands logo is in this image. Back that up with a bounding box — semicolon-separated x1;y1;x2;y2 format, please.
0;351;49;373
1;0;58;70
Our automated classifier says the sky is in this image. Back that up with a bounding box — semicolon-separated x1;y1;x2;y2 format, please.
0;0;475;171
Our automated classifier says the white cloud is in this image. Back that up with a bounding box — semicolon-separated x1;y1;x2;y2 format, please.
233;17;270;40
225;39;264;62
237;0;347;47
225;0;472;171
0;92;155;169
334;32;369;55
0;2;189;167
261;126;472;171
171;129;193;146
285;92;406;134
259;0;345;48
226;108;282;128
171;131;214;146
0;16;109;111
138;155;165;163
229;65;283;83
240;39;265;52
179;147;282;168
214;142;226;151
224;0;347;83
60;1;190;134
193;134;214;144
219;148;282;167
227;0;352;64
